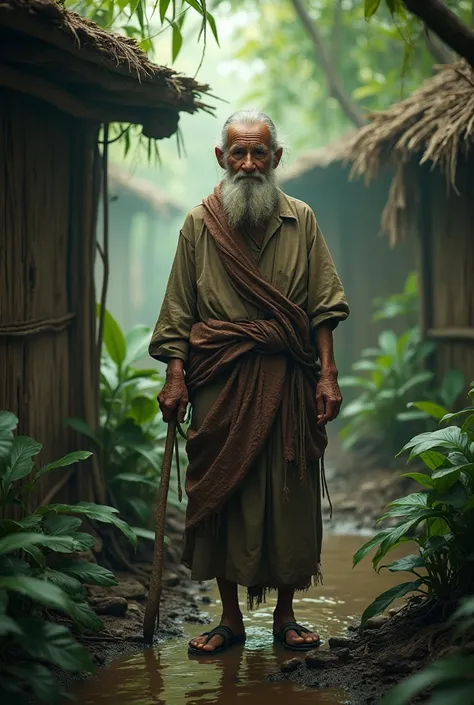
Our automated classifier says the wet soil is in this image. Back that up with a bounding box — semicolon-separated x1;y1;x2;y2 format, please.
64;535;433;704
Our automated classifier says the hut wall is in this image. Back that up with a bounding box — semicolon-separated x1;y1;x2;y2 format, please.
282;165;416;374
0;88;100;505
420;162;474;387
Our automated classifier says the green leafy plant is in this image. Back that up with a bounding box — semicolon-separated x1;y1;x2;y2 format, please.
372;272;418;323
67;307;185;536
381;597;474;705
339;327;437;459
353;382;474;624
0;410;136;704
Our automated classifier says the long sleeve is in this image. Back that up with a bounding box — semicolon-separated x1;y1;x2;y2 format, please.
307;212;350;331
149;220;197;364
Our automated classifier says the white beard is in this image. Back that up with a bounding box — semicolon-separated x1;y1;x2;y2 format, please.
221;167;279;231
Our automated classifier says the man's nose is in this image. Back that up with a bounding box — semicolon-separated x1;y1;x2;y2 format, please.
241;154;256;172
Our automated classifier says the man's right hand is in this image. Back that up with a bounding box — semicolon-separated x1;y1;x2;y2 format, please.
158;360;188;423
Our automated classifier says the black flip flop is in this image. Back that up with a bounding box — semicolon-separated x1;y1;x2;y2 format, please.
274;621;321;652
188;625;246;656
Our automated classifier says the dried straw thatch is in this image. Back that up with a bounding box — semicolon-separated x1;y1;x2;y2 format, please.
0;0;213;138
109;163;182;219
345;62;474;245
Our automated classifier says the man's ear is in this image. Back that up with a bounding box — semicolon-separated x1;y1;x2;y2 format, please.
273;147;283;169
215;147;226;169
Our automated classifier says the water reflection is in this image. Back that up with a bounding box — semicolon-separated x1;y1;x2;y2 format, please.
69;534;412;705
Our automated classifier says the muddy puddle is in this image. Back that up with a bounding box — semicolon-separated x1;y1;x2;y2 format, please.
69;533;412;705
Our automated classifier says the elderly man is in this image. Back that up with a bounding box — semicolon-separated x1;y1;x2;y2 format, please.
149;110;349;655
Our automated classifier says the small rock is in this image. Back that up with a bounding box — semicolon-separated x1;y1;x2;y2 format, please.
305;650;339;669
111;578;147;601
89;596;128;617
201;596;212;604
328;636;357;650
164;573;181;588
127;602;142;613
380;658;412;674
333;648;351;662
389;606;403;617
281;658;303;674
364;615;390;630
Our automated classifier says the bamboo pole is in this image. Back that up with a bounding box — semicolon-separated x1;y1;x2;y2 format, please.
143;414;177;644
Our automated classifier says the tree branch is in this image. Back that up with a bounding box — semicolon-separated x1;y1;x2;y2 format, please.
289;0;366;127
404;0;474;68
423;26;454;64
330;0;344;66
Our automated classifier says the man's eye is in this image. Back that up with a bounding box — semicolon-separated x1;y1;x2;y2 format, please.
232;150;244;158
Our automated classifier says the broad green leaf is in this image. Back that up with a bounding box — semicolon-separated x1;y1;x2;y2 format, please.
432;463;474;480
353;529;392;567
97;305;126;368
382;554;425;573
433;481;469;508
23;545;45;567
439;369;466;408
338;376;375;390
381;655;474;705
396;410;431;423
361;580;422;623
407;401;447;421
43;515;82;536
0;532;50;556
462;414;474;432
128;396;158;425
6;436;42;483
400;472;434;488
373;512;447;568
0;531;92;555
388;492;428;509
422;534;451;556
70;532;96;552
0;576;71;612
397;372;433;397
184;0;204;14
68;600;104;632
124;325;153;368
114;473;158;487
378;330;398;357
130;526;160;542
44;569;85;598
0;614;23;636
0;410;18;461
64;417;101;445
419;451;447;471
2;663;63;704
16;514;42;530
35;451;92;482
36;501;119;517
15;617;95;672
55;559;118;587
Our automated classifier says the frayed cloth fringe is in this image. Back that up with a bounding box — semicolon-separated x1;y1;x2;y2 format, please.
246;566;324;611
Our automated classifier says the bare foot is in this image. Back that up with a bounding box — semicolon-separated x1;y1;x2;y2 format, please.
273;611;320;647
189;617;245;653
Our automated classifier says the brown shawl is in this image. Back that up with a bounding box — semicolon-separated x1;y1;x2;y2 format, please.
184;185;327;531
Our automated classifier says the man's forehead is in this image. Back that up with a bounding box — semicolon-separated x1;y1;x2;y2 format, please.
227;122;272;147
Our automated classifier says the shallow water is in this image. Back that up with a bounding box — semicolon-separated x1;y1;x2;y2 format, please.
69;534;412;705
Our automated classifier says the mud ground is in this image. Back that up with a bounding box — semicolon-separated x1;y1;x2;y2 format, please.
274;596;474;704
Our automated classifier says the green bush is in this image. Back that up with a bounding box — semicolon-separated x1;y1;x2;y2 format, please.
66;307;185;538
0;410;136;704
353;382;474;624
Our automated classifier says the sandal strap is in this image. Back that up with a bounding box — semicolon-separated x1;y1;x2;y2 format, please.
202;624;234;646
279;621;311;641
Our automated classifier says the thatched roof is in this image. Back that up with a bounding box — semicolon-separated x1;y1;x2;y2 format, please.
109;163;182;218
341;62;474;245
347;62;474;187
279;132;355;184
0;0;212;139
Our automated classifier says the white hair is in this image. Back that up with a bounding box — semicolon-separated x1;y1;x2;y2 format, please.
219;109;284;154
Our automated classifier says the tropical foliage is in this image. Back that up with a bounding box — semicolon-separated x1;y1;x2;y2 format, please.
339;275;465;462
67;0;219;60
353;382;474;625
0;411;136;704
67;308;185;540
381;597;474;705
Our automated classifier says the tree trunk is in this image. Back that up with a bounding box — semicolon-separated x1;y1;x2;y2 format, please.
404;0;474;69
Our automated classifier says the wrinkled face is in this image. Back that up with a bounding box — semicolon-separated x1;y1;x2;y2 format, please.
215;122;282;177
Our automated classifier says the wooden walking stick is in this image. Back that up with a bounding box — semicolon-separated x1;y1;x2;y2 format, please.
143;412;178;644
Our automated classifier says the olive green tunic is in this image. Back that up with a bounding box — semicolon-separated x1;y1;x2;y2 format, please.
150;189;349;601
